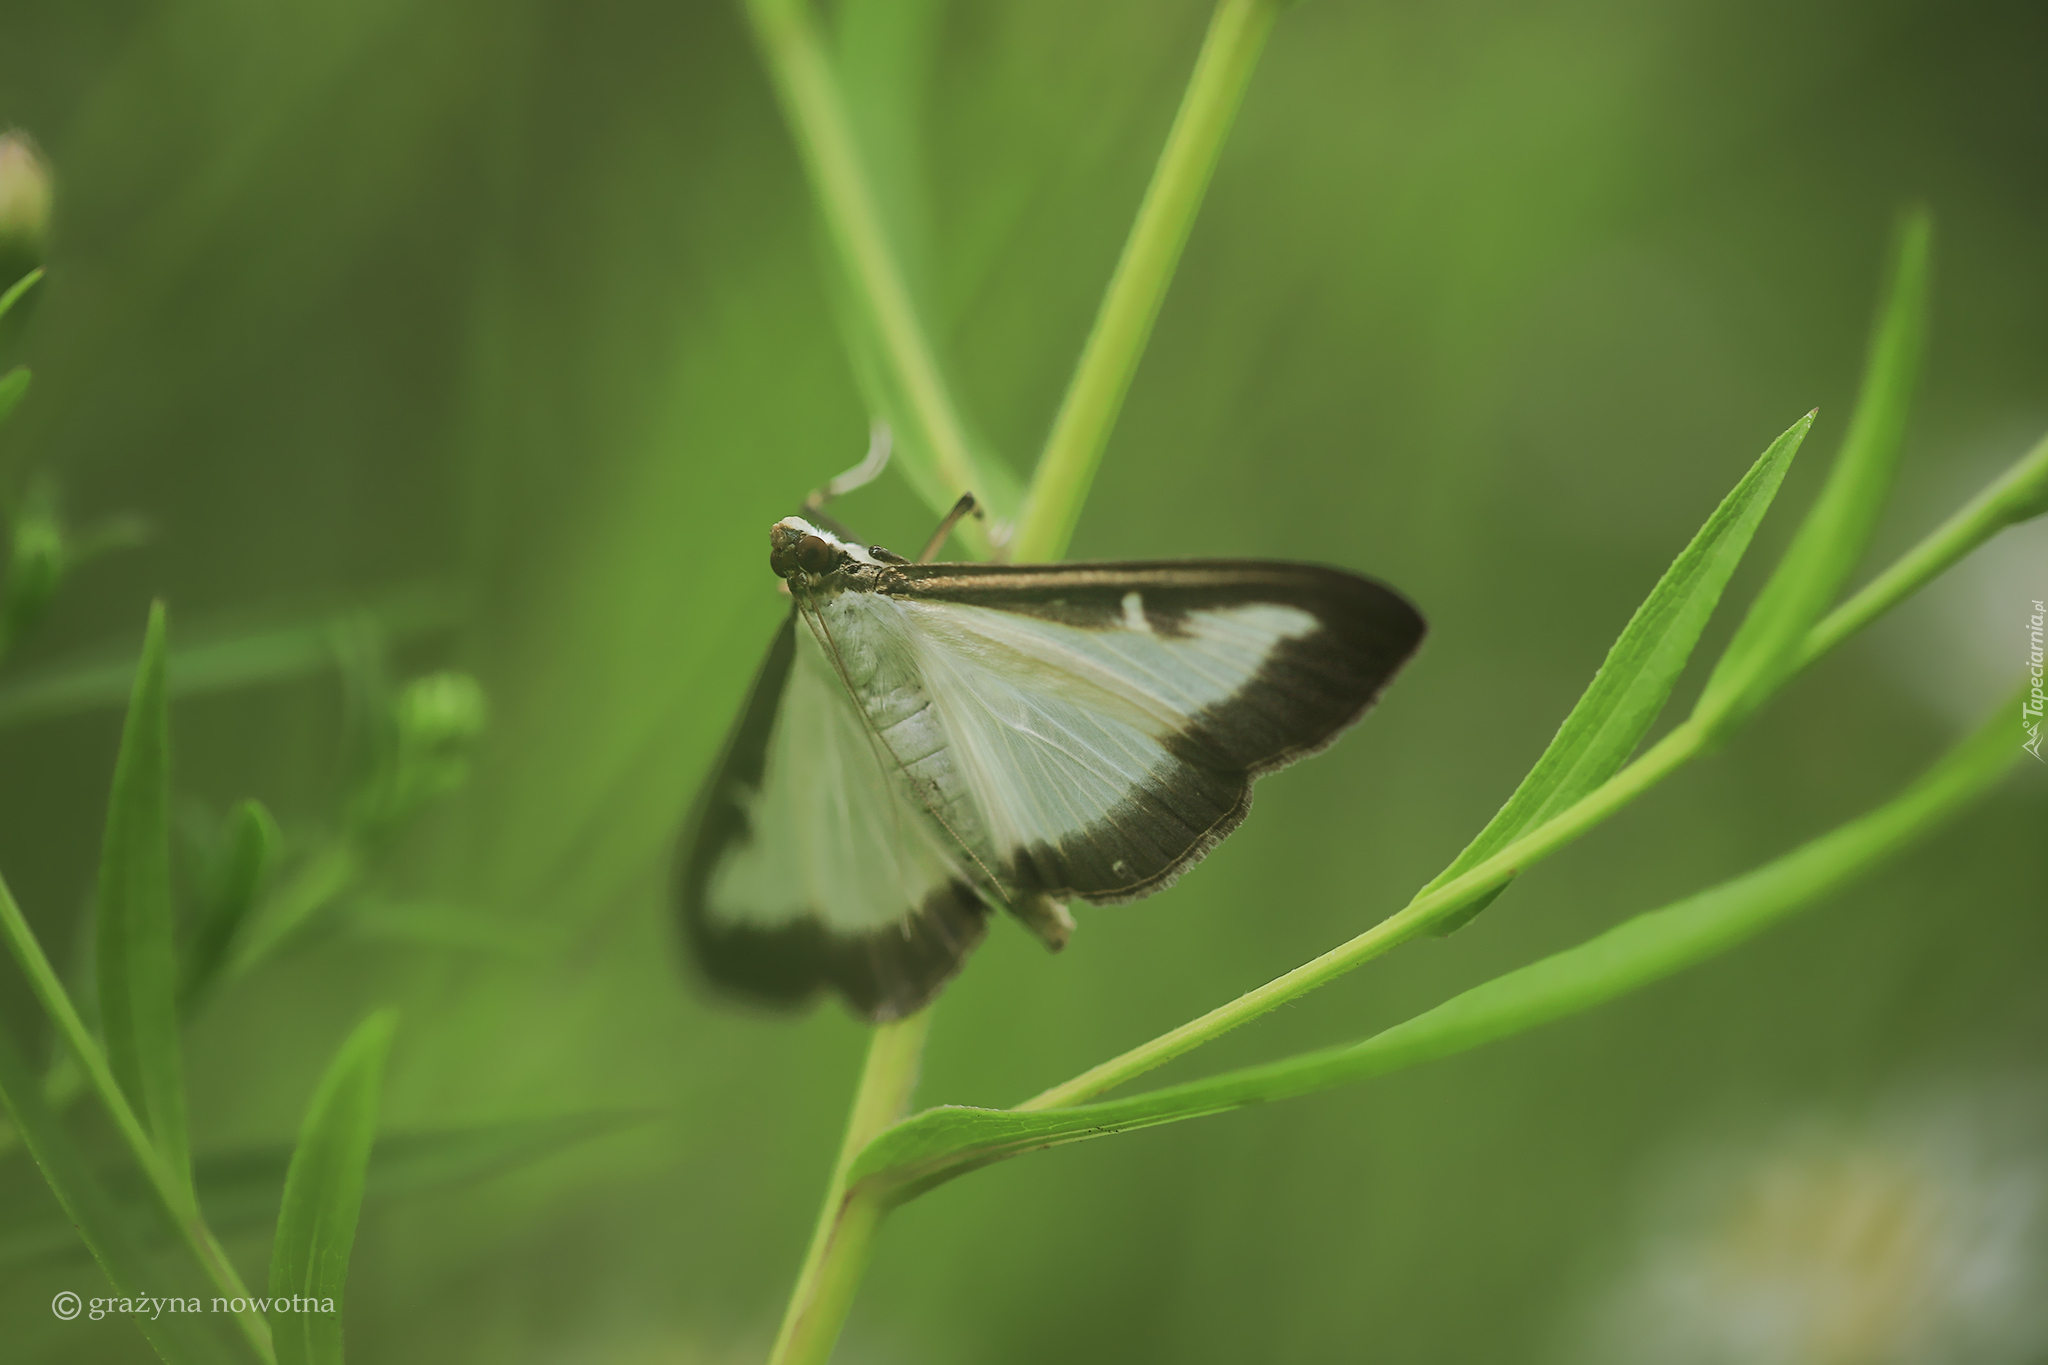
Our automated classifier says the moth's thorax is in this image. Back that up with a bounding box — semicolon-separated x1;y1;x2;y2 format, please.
768;515;889;597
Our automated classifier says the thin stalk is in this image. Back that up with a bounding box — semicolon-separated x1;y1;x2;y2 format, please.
745;0;1001;548
1798;428;2048;668
0;872;275;1362
768;1013;931;1365
753;2;1290;1352
1010;0;1280;563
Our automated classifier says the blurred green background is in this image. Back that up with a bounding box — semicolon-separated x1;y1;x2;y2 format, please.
2;0;2045;1361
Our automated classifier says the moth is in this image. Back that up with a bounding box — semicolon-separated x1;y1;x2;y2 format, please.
679;459;1425;1023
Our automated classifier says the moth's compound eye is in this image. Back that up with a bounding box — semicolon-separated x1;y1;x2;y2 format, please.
797;534;837;575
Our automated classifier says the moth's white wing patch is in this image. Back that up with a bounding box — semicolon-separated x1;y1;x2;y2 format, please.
852;596;1320;900
901;597;1315;734
706;616;966;935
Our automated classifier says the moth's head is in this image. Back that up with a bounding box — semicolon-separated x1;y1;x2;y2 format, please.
769;516;864;582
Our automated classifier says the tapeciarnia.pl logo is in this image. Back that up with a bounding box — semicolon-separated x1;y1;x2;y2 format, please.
2025;599;2044;761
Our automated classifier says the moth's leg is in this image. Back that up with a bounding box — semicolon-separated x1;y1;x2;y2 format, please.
916;492;980;564
1007;890;1076;953
802;421;892;518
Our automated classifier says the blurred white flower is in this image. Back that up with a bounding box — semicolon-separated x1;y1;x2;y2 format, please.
1578;1086;2048;1365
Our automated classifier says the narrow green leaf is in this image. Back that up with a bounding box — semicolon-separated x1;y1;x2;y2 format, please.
1698;210;1933;730
0;364;28;427
2;1111;652;1271
0;585;458;731
0;266;42;323
95;601;192;1195
268;1009;397;1365
852;696;2020;1203
744;0;1010;546
0;1023;235;1365
1;870;272;1356
1426;410;1812;933
180;800;281;1007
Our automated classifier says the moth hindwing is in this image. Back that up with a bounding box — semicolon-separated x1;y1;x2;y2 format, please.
679;516;1426;1022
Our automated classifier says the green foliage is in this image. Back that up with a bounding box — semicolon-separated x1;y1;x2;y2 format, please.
1425;411;1810;935
0;1025;237;1365
268;1010;397;1365
94;602;193;1195
222;661;489;982
736;6;2046;1358
848;697;2021;1201
1698;209;1934;731
0;587;456;731
180;799;281;1006
0;364;26;428
746;0;1011;550
0;482;150;666
0;265;39;323
0;5;2043;1364
353;671;489;838
0;473;58;659
1;1112;652;1271
1010;0;1281;563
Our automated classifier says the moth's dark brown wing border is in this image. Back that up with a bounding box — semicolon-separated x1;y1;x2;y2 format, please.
884;559;1428;906
676;611;988;1022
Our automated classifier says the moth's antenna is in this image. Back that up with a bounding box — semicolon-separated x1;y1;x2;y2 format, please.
803;421;893;515
917;493;979;563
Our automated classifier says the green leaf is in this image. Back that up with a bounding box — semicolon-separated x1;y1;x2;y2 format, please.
95;601;192;1196
0;266;41;323
1425;410;1812;933
1;1111;652;1271
0;364;28;427
268;1009;397;1365
0;584;458;731
1;872;271;1355
180;800;282;1007
1698;210;1933;730
850;695;2021;1205
0;1023;236;1365
744;0;1010;549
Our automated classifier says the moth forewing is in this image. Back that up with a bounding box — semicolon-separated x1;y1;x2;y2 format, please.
679;519;1426;1023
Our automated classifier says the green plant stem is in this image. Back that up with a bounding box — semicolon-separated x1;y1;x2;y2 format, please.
0;872;275;1362
1010;0;1279;564
744;0;1001;548
1019;428;2048;1110
768;1013;931;1365
753;4;1286;1352
1798;427;2048;668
